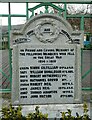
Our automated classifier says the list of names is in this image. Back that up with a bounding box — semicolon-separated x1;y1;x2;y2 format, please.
18;45;76;104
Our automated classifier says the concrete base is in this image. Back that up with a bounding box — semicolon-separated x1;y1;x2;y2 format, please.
0;101;91;119
20;104;91;119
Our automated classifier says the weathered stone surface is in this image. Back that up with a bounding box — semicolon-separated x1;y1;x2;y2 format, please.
11;14;83;105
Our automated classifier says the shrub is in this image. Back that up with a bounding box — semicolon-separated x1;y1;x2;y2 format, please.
26;106;48;120
0;102;91;120
60;102;91;120
1;104;26;120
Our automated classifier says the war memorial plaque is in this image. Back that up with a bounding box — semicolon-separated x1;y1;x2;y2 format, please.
11;14;83;104
18;45;76;104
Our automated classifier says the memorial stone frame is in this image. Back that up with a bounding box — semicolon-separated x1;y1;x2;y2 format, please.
11;14;84;105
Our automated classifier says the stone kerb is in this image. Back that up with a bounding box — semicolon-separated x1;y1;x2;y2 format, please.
11;14;84;105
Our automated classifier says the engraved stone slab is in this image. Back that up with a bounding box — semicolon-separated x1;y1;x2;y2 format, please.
12;44;81;104
11;14;83;105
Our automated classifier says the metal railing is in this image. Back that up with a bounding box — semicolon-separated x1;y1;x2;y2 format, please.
0;2;92;92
